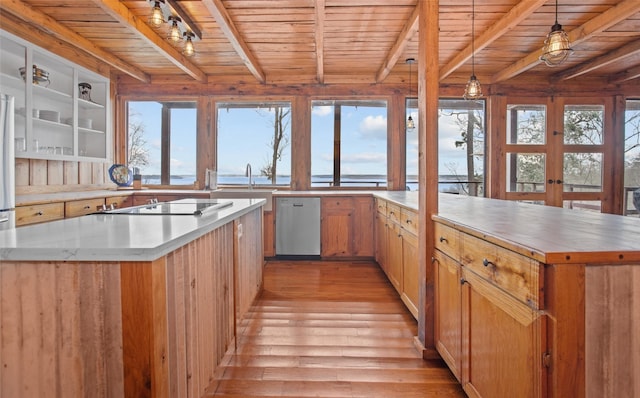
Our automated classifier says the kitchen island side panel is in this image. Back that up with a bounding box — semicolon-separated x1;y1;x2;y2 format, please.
0;261;124;398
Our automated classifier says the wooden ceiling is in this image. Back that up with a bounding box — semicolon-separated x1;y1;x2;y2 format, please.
1;0;640;87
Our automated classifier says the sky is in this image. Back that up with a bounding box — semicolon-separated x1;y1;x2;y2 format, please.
128;100;478;179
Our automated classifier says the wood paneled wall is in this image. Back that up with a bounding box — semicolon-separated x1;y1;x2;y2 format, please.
15;158;113;195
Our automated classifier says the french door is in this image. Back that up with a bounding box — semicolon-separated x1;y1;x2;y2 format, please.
497;96;613;212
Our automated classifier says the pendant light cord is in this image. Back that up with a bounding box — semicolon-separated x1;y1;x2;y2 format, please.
471;0;475;76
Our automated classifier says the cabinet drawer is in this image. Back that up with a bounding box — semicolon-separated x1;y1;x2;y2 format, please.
106;195;132;210
322;196;353;211
400;208;418;236
16;203;65;226
434;222;460;261
387;203;400;224
65;198;105;218
375;198;387;215
461;232;541;308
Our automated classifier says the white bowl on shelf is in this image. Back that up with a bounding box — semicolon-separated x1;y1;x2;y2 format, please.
39;110;60;123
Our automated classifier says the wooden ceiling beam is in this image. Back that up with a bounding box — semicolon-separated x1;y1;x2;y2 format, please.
0;0;150;83
439;0;547;81
315;0;325;84
375;4;419;83
92;0;206;82
491;0;640;83
555;39;640;81
609;64;640;84
201;0;266;84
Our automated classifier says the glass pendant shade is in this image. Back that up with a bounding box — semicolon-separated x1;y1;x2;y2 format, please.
540;23;572;66
167;17;182;44
464;75;482;100
407;115;415;130
149;2;165;28
183;33;196;57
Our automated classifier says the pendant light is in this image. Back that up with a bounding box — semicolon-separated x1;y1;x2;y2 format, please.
183;32;196;57
149;0;165;28
406;58;416;131
540;0;572;66
463;0;482;100
167;16;182;44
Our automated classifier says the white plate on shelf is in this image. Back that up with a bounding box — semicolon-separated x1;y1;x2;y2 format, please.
39;110;60;123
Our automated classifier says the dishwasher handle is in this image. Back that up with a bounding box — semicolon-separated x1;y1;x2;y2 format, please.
293;203;305;207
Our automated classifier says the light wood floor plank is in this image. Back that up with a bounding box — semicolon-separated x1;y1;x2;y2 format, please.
206;260;465;397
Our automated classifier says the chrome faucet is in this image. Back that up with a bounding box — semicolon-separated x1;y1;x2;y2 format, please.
245;163;253;190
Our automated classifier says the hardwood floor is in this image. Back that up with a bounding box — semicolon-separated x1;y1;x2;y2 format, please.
206;260;465;397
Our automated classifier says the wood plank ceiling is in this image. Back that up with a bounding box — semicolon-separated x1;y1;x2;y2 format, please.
1;0;639;86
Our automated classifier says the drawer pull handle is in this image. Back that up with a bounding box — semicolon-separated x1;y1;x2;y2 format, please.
460;278;468;285
84;205;91;209
439;236;448;243
406;219;412;224
36;211;44;216
483;258;495;267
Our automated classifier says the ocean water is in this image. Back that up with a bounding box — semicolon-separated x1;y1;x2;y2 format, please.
140;174;477;193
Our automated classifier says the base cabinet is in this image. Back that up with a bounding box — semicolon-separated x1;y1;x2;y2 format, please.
374;198;419;319
434;220;547;398
320;196;374;258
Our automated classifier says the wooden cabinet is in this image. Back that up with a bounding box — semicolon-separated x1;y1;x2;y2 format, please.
263;210;274;257
320;196;374;258
65;198;105;217
374;197;419;319
434;219;547;398
0;30;110;161
16;202;64;225
131;192;209;206
105;195;132;210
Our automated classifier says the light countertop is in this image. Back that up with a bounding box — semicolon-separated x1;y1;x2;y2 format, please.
0;198;265;262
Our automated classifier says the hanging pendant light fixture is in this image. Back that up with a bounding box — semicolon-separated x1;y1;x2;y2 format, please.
167;16;182;44
149;0;165;28
183;31;196;57
540;0;572;66
463;0;482;100
406;57;416;131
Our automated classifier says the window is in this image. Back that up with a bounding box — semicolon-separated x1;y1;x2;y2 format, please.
127;101;197;185
311;100;387;188
216;102;291;186
437;99;485;196
625;99;640;216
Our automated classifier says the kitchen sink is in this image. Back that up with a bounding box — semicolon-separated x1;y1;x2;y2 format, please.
210;188;276;211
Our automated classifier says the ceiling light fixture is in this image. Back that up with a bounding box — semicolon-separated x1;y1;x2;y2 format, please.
167;16;182;44
540;0;572;67
463;0;482;100
183;32;196;57
149;0;165;28
406;57;416;131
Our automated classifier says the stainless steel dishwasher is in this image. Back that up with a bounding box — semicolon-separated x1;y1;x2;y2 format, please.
275;197;321;257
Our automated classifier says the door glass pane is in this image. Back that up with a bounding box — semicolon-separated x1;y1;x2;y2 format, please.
506;153;546;192
564;105;604;145
406;98;418;190
563;152;602;192
506;105;546;144
624;99;640;216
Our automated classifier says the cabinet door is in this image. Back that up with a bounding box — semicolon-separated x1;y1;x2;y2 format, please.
375;211;388;272
321;197;353;257
434;250;462;381
401;230;419;319
263;210;275;257
462;269;547;398
352;196;374;256
387;221;403;292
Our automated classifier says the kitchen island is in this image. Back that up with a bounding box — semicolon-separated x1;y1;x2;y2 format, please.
0;198;265;398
